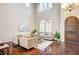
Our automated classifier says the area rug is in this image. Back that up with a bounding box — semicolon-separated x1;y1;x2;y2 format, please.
36;41;53;50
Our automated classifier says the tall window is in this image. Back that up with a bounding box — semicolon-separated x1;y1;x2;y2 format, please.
39;3;53;12
40;20;45;32
40;19;52;32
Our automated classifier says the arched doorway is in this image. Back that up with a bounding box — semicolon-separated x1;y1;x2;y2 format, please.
65;16;79;42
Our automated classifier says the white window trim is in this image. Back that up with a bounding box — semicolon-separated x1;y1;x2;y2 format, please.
39;19;52;33
39;3;52;12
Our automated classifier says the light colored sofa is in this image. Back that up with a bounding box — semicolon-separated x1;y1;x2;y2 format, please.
19;37;38;49
38;32;55;41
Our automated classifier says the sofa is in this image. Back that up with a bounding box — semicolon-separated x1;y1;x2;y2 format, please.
38;32;55;41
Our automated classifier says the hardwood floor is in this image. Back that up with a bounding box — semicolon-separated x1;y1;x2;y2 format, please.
4;41;79;55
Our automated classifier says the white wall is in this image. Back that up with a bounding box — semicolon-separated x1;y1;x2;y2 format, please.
60;6;79;41
0;3;35;43
35;3;60;33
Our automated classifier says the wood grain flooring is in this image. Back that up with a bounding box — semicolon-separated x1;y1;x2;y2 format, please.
4;41;79;55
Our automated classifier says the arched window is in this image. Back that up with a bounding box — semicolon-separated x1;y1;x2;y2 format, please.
46;20;52;32
40;20;45;32
39;19;52;33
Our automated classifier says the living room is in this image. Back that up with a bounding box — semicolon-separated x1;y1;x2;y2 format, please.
0;3;79;55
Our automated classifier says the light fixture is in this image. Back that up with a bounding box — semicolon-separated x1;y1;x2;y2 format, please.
61;3;79;12
25;3;30;7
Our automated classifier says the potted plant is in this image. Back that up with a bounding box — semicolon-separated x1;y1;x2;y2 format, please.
31;29;37;37
55;31;60;41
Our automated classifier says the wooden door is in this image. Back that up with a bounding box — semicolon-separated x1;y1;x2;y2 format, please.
65;16;78;41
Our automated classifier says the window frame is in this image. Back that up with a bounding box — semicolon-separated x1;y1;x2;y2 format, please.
39;3;53;12
39;19;52;33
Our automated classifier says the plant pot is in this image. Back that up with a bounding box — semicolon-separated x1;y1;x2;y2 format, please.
57;39;60;42
54;38;60;42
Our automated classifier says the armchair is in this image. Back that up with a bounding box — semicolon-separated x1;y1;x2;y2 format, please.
19;36;38;49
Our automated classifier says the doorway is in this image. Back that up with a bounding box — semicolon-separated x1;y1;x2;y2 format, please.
65;16;79;42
